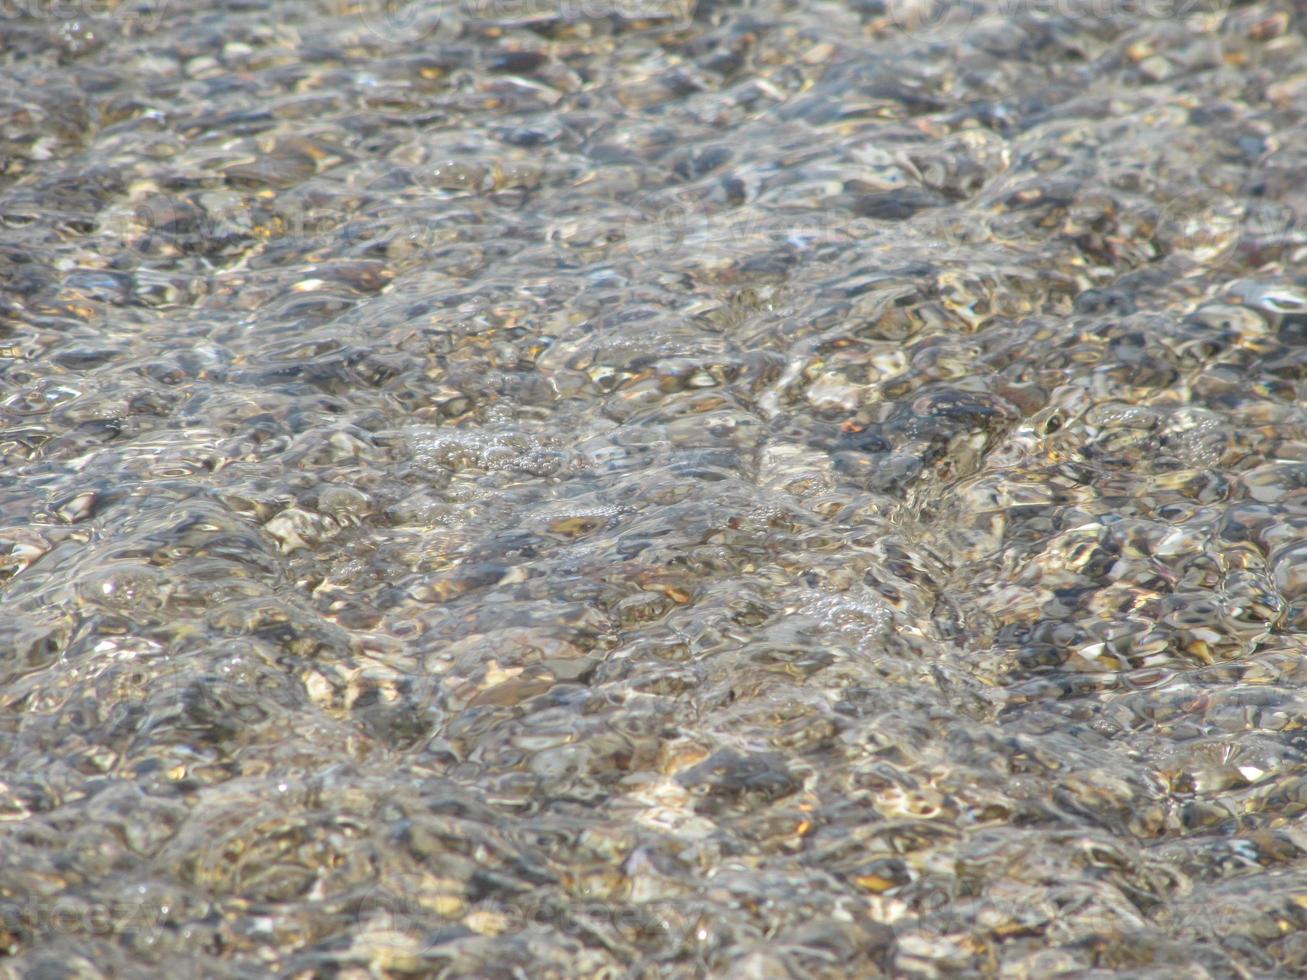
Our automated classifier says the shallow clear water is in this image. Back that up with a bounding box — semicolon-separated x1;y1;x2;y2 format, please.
3;0;1307;976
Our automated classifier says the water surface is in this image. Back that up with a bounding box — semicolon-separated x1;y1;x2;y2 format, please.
3;0;1307;975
